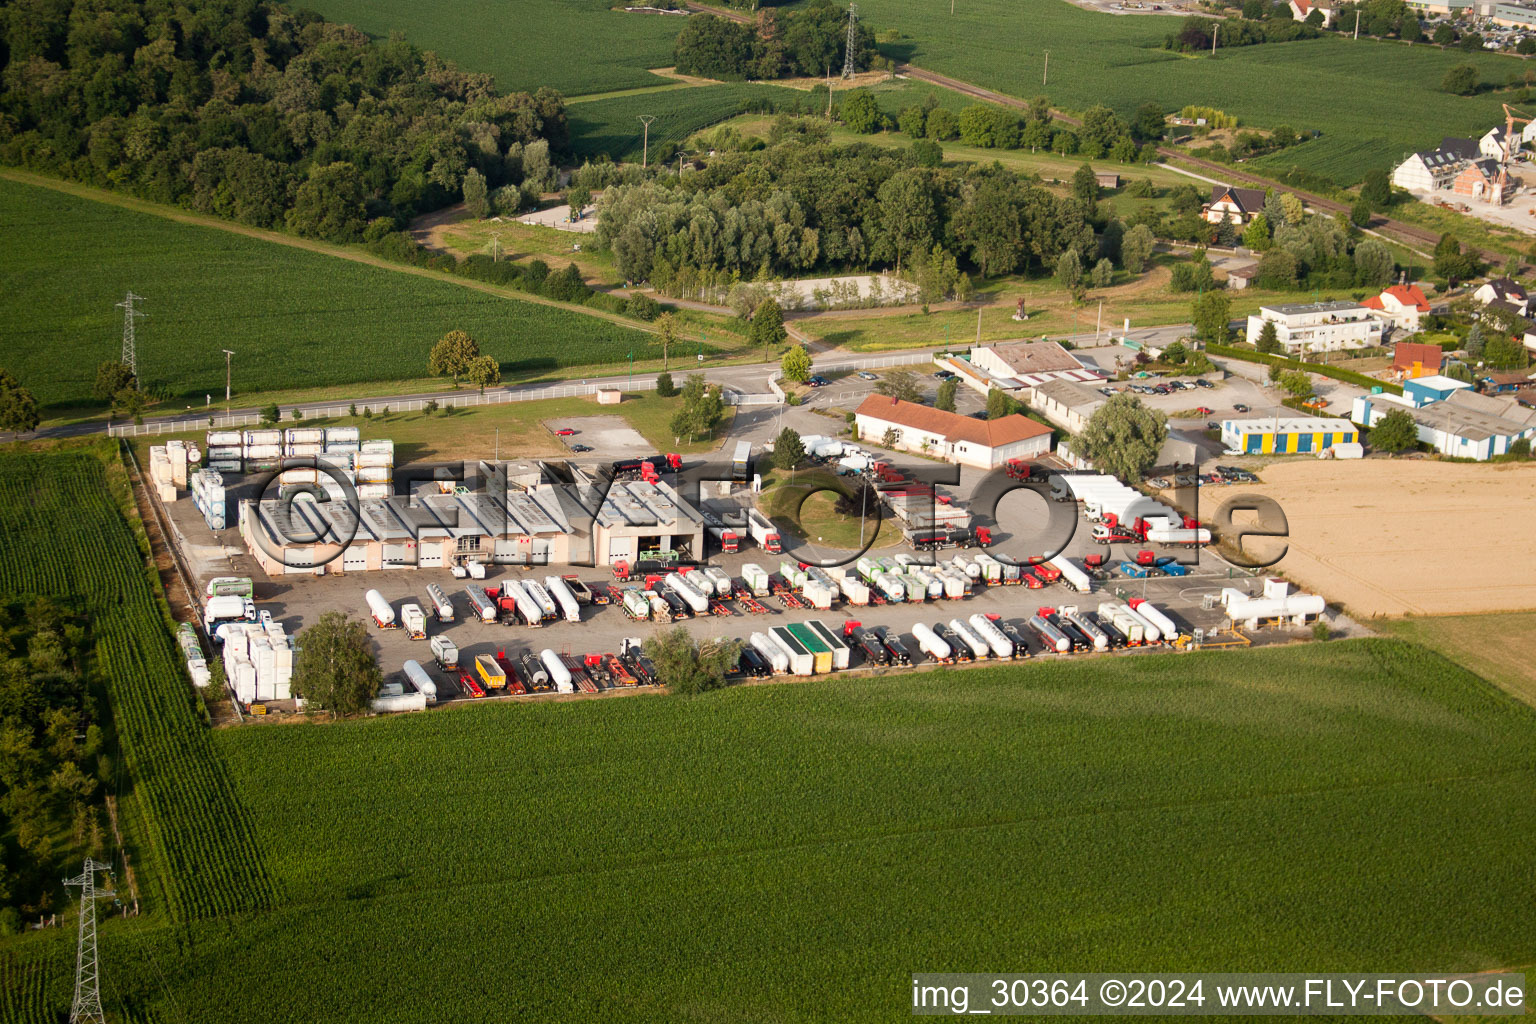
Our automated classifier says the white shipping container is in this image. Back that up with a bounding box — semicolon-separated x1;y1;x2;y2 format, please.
356;451;395;469
324;426;360;444
207;430;242;447
840;578;871;606
285;428;325;444
244;429;281;447
742;564;770;596
356;466;392;483
207;446;242;462
285;443;324;457
231;658;257;704
244;444;282;460
802;581;833;610
360;439;395;454
358;483;391;500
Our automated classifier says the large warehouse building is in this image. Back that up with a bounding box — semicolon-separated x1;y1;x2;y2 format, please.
1220;416;1359;455
239;470;706;574
1352;390;1536;460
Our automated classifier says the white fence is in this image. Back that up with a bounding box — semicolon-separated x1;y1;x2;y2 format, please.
108;378;662;438
106;349;945;438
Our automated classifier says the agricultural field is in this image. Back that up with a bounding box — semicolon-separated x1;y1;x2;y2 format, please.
0;178;652;412
301;0;685;97
848;0;1521;184
1381;612;1536;707
569;83;807;162
0;448;272;922
1236;459;1536;618
4;636;1535;1021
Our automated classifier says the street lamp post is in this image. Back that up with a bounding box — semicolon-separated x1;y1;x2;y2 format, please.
222;349;235;424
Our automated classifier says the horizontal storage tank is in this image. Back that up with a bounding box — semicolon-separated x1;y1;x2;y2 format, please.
360;439;394;454
1054;558;1093;593
207;430;242;447
622;588;651;620
371;692;428;713
324;426;360;444
357;483;391;500
951;555;980;579
544;576;582;623
663;573;710;614
968;614;1015;660
365;590;395;627
244;444;281;460
1116;601;1161;644
1063;611;1109;651
522;580;558;620
1131;600;1179;641
207;445;242;461
284;428;325;445
911;622;952;663
285;442;323;457
540;649;574;693
465;586;497;623
425;583;454;622
875;574;904;603
1028;614;1071;654
948;618;990;659
403;660;438;702
355;451;394;469
244;429;281;447
702;566;733;598
520;652;549;688
356;465;392;484
501;580;542;627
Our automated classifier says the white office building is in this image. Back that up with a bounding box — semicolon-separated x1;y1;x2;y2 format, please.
1245;300;1384;355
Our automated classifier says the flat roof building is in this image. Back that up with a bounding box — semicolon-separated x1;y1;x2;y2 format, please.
1245;300;1384;355
1025;378;1108;434
1352;390;1536;460
1221;416;1359;455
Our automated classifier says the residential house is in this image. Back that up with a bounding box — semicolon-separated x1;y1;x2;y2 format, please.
1202;184;1269;225
1390;149;1465;191
1244;300;1385;355
1388;339;1445;379
1439;136;1482;161
1352;389;1536;459
1289;0;1336;23
1225;265;1259;291
1473;277;1529;314
1452;158;1514;204
1478;370;1536;394
854;396;1053;469
1363;285;1432;333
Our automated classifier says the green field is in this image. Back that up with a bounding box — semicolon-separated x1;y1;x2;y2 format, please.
3;450;1535;1022
301;0;685;97
570;82;807;161
0;178;652;411
819;0;1522;184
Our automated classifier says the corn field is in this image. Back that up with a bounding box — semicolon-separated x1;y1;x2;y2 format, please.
0;451;273;922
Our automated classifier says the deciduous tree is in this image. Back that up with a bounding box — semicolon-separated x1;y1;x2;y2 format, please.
429;330;481;386
781;344;812;383
1369;408;1419;453
94;362;136;402
462;168;490;219
644;626;742;695
292;612;382;718
874;370;925;403
1191;290;1233;344
1121;223;1155;274
467;355;501;393
1073;393;1168;481
935;377;958;411
0;369;41;433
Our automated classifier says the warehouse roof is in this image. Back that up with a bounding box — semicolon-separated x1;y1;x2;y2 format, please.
1259;300;1370;317
855;395;1052;448
1381;389;1536;442
976;340;1086;376
1028;378;1108;414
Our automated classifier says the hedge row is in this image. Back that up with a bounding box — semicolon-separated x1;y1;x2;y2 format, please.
1206;343;1403;396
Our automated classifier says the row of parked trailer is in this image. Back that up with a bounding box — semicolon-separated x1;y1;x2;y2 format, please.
731;598;1184;679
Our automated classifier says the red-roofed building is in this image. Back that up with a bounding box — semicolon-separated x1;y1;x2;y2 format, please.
1390;340;1445;380
854;395;1052;469
1288;0;1335;25
1362;284;1432;332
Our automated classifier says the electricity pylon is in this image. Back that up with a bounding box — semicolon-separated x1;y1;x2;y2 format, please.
115;292;147;377
842;3;859;79
64;858;114;1024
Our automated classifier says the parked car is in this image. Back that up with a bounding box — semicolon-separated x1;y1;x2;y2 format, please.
1100;387;1117;397
554;428;578;436
1153;385;1171;395
1147;476;1171;489
1207;421;1220;429
1195;378;1215;389
1194;406;1213;416
1233;403;1249;413
570;443;593;453
808;376;830;387
1199;473;1223;485
933;370;956;380
856;371;878;381
1173;474;1197;487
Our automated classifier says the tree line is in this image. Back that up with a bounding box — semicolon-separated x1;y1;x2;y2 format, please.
0;0;569;242
593;127;1097;289
673;1;876;81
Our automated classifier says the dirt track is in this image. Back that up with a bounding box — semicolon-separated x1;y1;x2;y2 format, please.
1237;460;1536;618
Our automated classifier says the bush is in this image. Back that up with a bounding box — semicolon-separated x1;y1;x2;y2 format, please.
655;372;677;397
625;293;662;321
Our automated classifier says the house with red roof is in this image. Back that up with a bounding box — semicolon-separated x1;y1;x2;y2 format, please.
1289;0;1336;25
854;395;1052;469
1362;284;1432;332
1389;340;1445;380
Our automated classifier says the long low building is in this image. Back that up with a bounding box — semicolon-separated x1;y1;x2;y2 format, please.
854;395;1052;469
239;473;705;574
1351;390;1536;460
1025;378;1107;434
1220;416;1359;455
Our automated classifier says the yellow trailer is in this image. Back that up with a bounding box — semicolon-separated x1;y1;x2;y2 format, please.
475;653;507;691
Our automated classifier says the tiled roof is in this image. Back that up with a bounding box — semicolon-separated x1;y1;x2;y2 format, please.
1383;284;1431;311
1392;341;1444;371
855;396;1052;448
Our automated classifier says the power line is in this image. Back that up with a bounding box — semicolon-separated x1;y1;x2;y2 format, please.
115;292;147;377
842;3;859;79
64;858;114;1024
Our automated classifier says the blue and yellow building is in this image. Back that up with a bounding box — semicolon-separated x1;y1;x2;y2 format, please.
1221;416;1359;455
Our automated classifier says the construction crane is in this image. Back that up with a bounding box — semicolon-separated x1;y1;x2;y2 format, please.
1501;103;1533;165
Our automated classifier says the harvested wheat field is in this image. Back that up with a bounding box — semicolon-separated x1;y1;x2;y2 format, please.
1234;459;1536;618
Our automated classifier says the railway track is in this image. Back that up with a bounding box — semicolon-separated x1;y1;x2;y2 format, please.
676;6;1491;260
